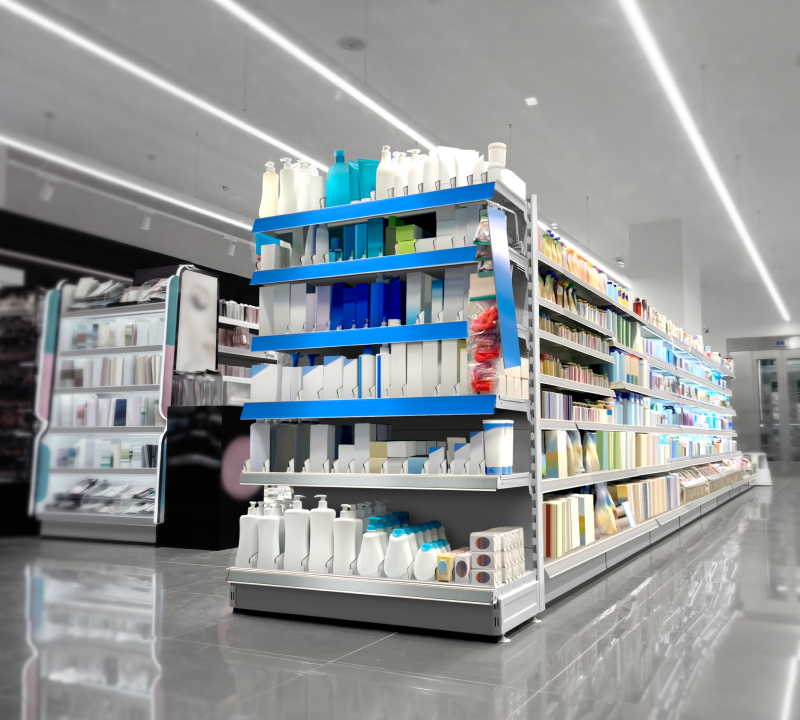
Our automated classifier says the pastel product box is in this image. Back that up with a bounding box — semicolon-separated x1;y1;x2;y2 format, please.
251;364;281;402
431;279;444;323
396;240;416;255
358;353;376;398
470;568;495;587
301;364;323;401
370;282;389;329
258;287;275;336
406;272;433;325
290;284;312;334
305;290;317;332
383;216;401;256
453;549;471;584
273;284;291;334
342;358;359;399
355;222;368;260
322;356;344;400
469;273;496;301
544;430;569;479
367;456;386;473
383;458;405;473
434;236;453;251
354;423;376;474
472;551;497;570
414;237;436;253
342;287;356;330
470;530;501;553
421;341;440;397
308;424;336;472
387;441;416;457
405;342;423;397
369;441;388;458
450;442;470;475
406;456;427;474
329;282;346;331
315;285;331;331
395;224;424;243
356;283;370;329
436;553;455;582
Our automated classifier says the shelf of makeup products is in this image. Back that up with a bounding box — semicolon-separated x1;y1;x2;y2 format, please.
230;179;544;636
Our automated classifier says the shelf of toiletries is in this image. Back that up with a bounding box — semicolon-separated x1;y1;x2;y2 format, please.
644;352;732;396
537;297;614;338
609;382;735;415
538;329;613;364
539;420;734;437
539;375;616;398
218;316;258;330
49;394;165;429
61;302;166;320
218;346;271;360
639;319;734;379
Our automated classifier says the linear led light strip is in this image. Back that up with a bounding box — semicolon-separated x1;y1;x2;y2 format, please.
617;0;790;322
0;130;252;232
0;0;327;171
211;0;437;151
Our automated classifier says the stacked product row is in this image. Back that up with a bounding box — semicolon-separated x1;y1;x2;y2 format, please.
543;428;737;479
64;316;165;350
538;272;618;334
219;300;258;324
219;365;252;379
46;477;155;516
54;440;158;469
539;314;610;355
52;395;164;428
218;327;251;350
247;420;516;476
67;276;169;311
58;355;162;388
236;493;523;587
540;354;610;389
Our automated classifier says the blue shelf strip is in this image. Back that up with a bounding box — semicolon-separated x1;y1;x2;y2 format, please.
252;322;468;353
252;183;496;234
487;206;522;369
240;394;497;420
251;246;478;286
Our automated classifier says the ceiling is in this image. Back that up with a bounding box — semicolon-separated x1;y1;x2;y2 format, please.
0;0;798;347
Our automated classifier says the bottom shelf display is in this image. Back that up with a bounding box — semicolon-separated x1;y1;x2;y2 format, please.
43;477;155;517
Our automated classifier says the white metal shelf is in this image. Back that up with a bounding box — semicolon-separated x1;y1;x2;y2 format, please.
241;471;531;491
610;382;736;416
61;303;166;320
60;345;162;358
53;385;160;394
538;297;615;338
645;352;732;397
668;451;742;470
222;376;252;384
495;395;529;412
539;330;613;364
577;421;625;432
612;340;645;360
218;315;258;330
540;419;578;431
640;321;735;379
540;375;615;397
48;467;158;475
218;346;270;361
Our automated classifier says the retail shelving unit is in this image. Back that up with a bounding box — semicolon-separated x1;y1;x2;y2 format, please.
533;227;749;603
228;181;542;636
218;308;272;406
31;281;179;543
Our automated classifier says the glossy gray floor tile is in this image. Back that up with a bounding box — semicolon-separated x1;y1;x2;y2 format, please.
4;479;800;719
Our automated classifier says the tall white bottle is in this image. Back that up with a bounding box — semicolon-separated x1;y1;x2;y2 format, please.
255;503;285;570
283;495;310;572
393;152;409;197
407;149;423;195
422;149;440;192
295;160;312;212
357;520;386;577
308;494;336;574
258;162;279;218
375;146;394;200
332;504;360;575
309;166;324;210
234;502;260;568
277;158;297;215
384;529;414;579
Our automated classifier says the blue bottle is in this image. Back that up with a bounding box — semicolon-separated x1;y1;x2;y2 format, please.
326;150;351;207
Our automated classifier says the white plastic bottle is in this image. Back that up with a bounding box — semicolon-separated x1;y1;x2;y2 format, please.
421;522;434;543
375;146;394;200
258;162;279;218
393;152;409;197
234;501;260;568
283;495;310;572
357;521;386;577
422;149;440;192
405;526;419;555
256;503;284;570
332;504;360;575
309;166;324;210
277;158;297;215
384;529;414;579
407;149;423;195
295;160;312;212
413;542;438;581
308;494;336;574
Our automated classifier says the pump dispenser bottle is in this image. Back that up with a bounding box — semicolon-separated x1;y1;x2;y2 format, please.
234;501;260;568
258;162;279;218
308;494;336;574
277;158;297;215
295;160;312;212
283;495;310;572
332;504;360;575
393;152;409;197
406;149;423;195
357;521;386;577
423;149;440;192
375;146;394;200
256;503;285;570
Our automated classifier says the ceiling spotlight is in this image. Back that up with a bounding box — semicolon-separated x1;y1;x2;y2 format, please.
140;212;151;231
551;223;558;229
615;257;625;268
337;37;365;52
38;180;55;202
524;97;538;106
227;239;236;256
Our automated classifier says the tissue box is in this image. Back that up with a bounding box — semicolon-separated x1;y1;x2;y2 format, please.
436;553;454;582
470;568;496;586
470;530;501;553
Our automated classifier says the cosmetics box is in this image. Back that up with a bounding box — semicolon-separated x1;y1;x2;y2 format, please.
315;285;331;332
450;442;470;475
301;365;323;401
358;353;376;398
438;339;462;397
370;282;389;329
436;553;454;582
389;342;406;397
406;457;427;474
382;458;405;473
273;284;292;335
305;290;316;332
354;423;375;474
308;424;335;472
250;423;272;473
421;341;440;397
258;287;275;336
470;568;496;587
378;349;391;398
290;284;312;334
342;287;356;330
431;279;444;323
469;273;496;301
288;366;303;402
342;358;359;399
356;283;370;329
322;356;344;401
405;343;423;397
334;444;354;473
251;364;281;402
367;218;384;258
414;237;436;253
434;236;453;251
469;431;485;475
425;446;446;474
387;441;416;457
470;530;502;553
406;272;433;325
329;282;346;331
387;278;405;326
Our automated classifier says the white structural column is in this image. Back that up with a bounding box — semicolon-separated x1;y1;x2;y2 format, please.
628;219;702;336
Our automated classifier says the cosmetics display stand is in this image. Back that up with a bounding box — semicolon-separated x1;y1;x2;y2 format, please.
533;235;752;603
31;275;180;543
228;181;543;636
218;312;273;406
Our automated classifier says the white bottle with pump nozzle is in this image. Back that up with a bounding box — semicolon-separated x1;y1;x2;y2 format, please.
375;146;394;200
256;503;285;570
309;165;323;210
332;504;360;575
295;160;312;212
356;520;386;577
308;495;336;574
393;152;409;197
283;495;310;572
422;149;440;192
407;149;423;195
277;158;297;215
258;162;279;218
234;502;260;568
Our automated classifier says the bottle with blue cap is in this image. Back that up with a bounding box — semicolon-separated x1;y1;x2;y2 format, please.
356;520;386;577
384;528;414;579
421;522;434;544
413;541;438;581
326;150;351;207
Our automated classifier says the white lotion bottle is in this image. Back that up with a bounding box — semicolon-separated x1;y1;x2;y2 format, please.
384;529;414;579
356;521;386;577
423;149;440;192
295;160;312;212
309;166;324;210
375;146;394;200
277;158;297;215
234;502;260;568
258;162;279;218
413;542;438;581
308;494;336;574
256;503;284;570
332;504;360;575
407;149;423;195
393;152;409;197
283;495;310;572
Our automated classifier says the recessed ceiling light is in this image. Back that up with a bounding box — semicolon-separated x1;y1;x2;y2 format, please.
615;256;625;268
525;97;538;106
337;37;365;52
551;223;558;229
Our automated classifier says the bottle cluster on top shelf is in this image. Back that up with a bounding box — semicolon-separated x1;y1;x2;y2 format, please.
248;419;515;476
540;354;610;389
539;314;610;355
219;300;258;324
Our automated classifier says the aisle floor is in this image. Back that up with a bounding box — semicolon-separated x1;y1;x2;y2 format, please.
0;479;797;719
